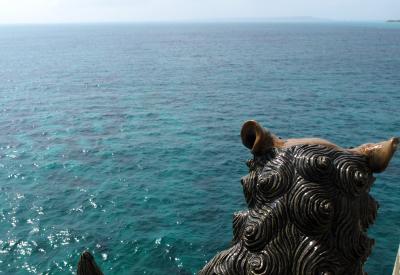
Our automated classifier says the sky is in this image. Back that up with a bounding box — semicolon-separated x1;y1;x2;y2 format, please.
0;0;399;24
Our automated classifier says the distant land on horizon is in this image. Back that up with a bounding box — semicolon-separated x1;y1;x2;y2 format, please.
201;16;335;23
387;19;400;22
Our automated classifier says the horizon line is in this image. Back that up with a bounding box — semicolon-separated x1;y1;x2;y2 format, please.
0;18;393;26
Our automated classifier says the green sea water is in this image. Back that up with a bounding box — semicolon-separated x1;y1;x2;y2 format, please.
0;22;399;274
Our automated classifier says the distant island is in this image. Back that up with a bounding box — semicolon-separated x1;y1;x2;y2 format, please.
387;20;400;23
203;16;334;23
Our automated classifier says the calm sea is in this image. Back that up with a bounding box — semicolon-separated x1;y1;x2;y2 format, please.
0;22;399;274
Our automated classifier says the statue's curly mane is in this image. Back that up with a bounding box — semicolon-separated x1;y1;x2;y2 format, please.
200;144;378;275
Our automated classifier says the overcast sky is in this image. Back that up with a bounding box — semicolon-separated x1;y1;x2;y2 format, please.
0;0;399;24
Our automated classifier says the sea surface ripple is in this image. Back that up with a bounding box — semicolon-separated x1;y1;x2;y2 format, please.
0;23;399;274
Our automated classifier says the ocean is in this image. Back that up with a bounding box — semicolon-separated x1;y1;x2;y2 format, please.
0;22;399;274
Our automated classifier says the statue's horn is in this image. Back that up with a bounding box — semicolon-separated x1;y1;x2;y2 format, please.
241;120;279;155
352;137;399;173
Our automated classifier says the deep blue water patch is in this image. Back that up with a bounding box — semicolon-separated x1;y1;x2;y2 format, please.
0;22;399;274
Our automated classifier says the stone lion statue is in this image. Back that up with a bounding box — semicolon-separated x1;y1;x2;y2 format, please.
200;120;398;275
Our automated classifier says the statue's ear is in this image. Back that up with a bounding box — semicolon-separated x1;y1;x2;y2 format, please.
241;120;276;155
352;137;399;173
77;251;104;275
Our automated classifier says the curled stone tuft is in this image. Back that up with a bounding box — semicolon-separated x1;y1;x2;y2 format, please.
200;144;382;275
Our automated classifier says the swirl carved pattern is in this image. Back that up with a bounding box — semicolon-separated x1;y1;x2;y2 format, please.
200;145;379;275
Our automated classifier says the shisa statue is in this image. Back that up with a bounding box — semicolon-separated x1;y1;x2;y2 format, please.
200;120;398;275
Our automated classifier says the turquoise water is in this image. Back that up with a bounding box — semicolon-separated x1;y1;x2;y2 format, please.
0;22;399;274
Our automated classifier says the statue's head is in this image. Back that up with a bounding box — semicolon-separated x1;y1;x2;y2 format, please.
241;120;398;173
201;121;398;275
